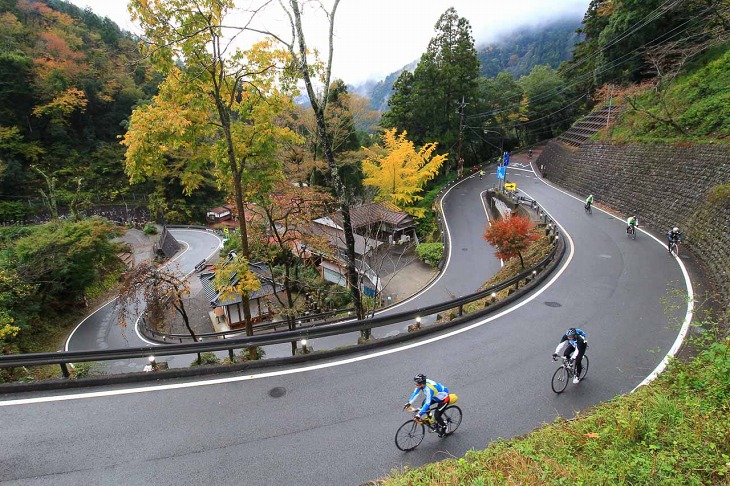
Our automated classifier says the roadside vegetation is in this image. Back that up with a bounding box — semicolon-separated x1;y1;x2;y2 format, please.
381;323;730;485
380;2;730;482
599;45;730;144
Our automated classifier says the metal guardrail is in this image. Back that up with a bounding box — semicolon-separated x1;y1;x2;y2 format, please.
140;307;358;343
0;192;562;380
0;234;561;372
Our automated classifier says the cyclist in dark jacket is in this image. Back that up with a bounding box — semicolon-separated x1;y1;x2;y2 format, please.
667;227;683;252
553;328;588;384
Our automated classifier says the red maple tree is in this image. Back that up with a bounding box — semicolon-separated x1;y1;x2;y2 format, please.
483;216;541;268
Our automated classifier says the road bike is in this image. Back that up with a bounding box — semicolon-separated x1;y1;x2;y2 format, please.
395;400;462;451
627;225;637;240
584;202;592;214
551;354;589;393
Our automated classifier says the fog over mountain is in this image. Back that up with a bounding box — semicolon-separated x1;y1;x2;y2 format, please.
353;15;583;112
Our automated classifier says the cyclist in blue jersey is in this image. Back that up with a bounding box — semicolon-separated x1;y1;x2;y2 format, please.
404;374;450;437
553;328;588;384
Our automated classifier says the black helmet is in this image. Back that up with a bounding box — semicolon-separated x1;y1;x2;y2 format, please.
566;328;577;337
414;373;427;385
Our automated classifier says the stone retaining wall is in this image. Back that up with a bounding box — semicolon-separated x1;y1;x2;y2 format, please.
539;140;730;303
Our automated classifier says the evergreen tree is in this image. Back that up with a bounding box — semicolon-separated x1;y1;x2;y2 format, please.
383;8;480;165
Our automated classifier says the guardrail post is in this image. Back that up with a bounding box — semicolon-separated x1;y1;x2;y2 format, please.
228;349;234;361
60;362;70;378
459;304;463;316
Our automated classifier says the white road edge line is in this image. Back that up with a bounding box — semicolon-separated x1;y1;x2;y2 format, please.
133;231;223;345
527;161;694;392
2;175;575;406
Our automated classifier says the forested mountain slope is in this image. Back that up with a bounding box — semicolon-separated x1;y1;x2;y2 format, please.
0;0;156;220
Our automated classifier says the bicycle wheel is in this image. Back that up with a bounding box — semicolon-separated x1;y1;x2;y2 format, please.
578;355;589;380
671;242;679;256
441;406;462;436
551;366;569;393
395;420;425;451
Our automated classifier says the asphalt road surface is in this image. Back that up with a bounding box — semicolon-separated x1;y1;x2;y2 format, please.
0;164;691;485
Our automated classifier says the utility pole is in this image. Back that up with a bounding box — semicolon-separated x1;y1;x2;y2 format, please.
457;97;466;178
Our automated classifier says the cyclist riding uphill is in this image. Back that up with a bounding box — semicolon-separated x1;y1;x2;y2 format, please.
627;213;638;233
667;227;683;252
585;194;594;211
553;328;588;384
404;374;450;437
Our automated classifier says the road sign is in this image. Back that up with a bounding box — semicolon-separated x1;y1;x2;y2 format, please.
503;152;510;166
497;166;505;180
504;182;516;191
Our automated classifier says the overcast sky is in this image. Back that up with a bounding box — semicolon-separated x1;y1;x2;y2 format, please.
67;0;591;85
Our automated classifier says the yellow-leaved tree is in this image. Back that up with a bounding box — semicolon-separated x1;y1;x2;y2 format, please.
362;129;447;217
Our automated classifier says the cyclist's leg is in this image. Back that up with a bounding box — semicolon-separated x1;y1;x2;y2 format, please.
575;344;587;376
433;401;448;428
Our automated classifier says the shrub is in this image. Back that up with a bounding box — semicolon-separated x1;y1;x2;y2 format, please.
143;223;158;235
190;352;221;366
416;242;444;267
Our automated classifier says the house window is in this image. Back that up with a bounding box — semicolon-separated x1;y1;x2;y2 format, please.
323;266;347;287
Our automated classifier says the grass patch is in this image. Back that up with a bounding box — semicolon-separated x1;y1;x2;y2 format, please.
380;327;730;485
604;44;730;143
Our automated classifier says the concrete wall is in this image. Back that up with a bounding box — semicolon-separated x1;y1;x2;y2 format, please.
539;140;730;302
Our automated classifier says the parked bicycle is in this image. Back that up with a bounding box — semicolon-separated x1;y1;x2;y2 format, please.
395;401;462;451
551;355;589;393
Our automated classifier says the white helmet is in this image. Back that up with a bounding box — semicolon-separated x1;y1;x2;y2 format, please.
673;227;679;232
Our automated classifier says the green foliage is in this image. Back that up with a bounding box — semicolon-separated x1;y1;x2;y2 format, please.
238;347;266;361
9;218;123;303
382;7;480;162
413;170;459;241
0;1;153;205
0;218;122;354
415;243;444;267
143;223;158;235
707;184;730;207
609;45;730;142
0;201;34;222
71;361;105;379
382;327;730;485
190;352;221;367
478;18;581;79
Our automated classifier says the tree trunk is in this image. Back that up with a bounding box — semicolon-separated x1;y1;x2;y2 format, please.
289;0;364;325
216;98;255;359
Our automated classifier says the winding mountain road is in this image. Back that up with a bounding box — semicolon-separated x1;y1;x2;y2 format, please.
0;164;692;485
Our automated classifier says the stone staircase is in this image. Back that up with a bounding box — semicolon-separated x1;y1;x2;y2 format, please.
557;105;622;147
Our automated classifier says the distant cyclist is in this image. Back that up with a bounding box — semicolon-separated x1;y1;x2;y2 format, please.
585;194;594;212
667;227;683;252
552;328;588;384
626;213;639;234
404;374;450;437
479;169;485;180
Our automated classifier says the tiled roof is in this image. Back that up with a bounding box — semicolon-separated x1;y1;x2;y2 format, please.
330;202;415;229
199;260;281;307
308;219;383;257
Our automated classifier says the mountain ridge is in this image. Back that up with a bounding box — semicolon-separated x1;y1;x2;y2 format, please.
353;16;582;112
